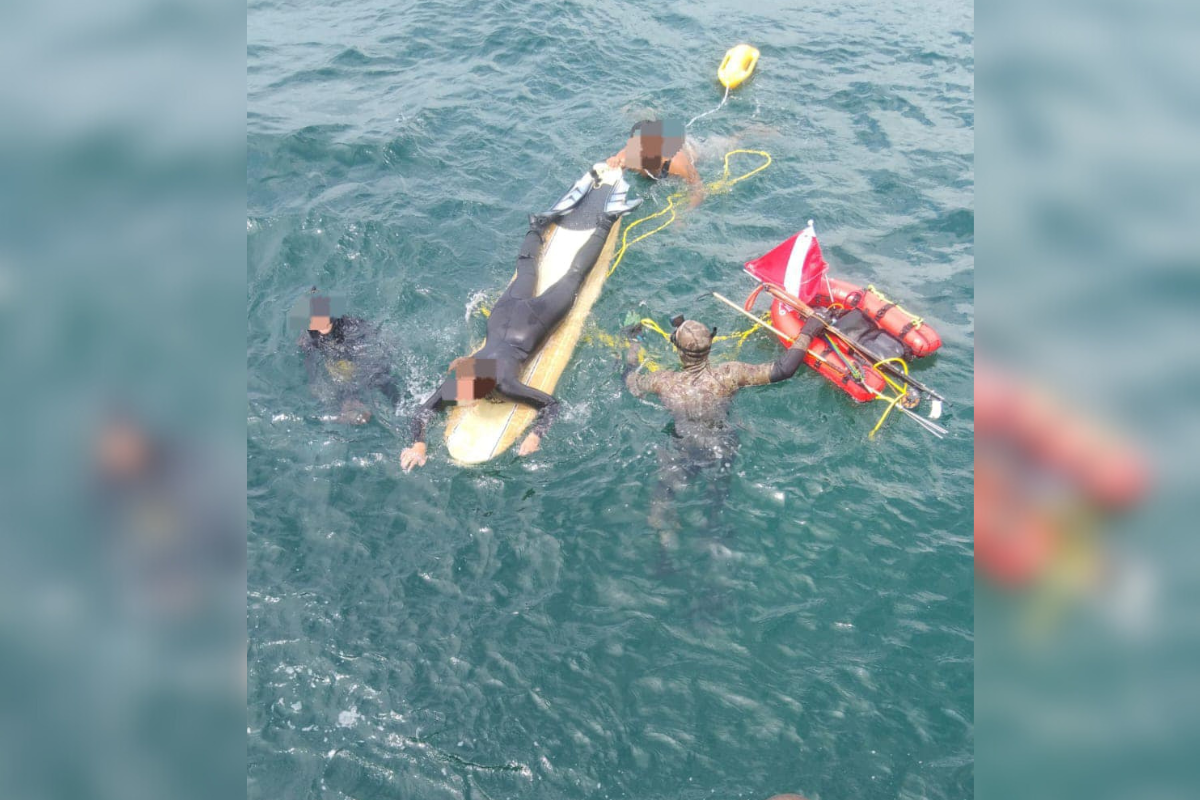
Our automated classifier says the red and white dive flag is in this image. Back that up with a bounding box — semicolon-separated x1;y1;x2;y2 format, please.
744;219;828;304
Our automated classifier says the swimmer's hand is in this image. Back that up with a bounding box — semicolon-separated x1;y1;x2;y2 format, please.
606;155;626;169
400;442;427;471
624;340;642;367
517;432;541;456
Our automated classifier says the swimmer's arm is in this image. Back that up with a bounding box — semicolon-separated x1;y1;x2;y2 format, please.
767;334;813;383
532;401;559;438
765;317;825;383
496;379;559;450
606;147;627;169
722;328;820;389
621;338;658;397
624;366;663;398
670;151;705;207
300;335;322;384
408;378;451;444
377;377;401;407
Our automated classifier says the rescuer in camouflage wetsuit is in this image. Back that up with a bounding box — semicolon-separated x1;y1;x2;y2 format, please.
623;315;825;543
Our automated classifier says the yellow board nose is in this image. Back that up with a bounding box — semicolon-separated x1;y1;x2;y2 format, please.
717;44;760;90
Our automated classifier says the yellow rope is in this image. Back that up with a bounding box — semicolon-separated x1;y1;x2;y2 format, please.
606;195;683;277
616;310;770;373
869;394;904;439
868;356;911;438
607;149;771;277
706;148;773;195
874;356;910;396
639;317;672;342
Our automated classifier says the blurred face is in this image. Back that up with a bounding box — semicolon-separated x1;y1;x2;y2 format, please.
451;358;497;405
96;419;151;479
455;375;481;405
308;315;332;334
626;133;663;172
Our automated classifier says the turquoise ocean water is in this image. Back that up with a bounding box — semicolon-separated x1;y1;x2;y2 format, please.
248;1;974;797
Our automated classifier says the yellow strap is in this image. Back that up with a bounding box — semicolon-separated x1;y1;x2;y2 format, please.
866;284;922;329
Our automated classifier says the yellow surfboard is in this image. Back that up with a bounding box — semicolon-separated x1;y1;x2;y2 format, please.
444;164;625;464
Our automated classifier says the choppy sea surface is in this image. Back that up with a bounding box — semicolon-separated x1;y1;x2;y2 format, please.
247;1;974;798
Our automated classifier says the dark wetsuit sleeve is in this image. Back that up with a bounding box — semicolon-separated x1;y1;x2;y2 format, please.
409;377;451;443
496;377;559;437
533;403;559;438
300;335;321;383
376;377;401;406
717;333;815;388
768;334;815;383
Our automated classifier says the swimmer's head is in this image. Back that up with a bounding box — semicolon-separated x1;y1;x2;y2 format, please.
670;317;716;366
626;119;684;175
447;357;498;405
288;289;346;335
95;413;153;480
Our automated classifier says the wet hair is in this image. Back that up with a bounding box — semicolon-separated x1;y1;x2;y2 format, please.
630;119;662;137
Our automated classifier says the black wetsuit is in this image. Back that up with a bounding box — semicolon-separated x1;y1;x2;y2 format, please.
410;214;616;444
302;316;401;407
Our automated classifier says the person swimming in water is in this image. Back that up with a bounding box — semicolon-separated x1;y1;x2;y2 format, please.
295;292;401;425
623;312;825;539
400;173;641;471
606;119;705;207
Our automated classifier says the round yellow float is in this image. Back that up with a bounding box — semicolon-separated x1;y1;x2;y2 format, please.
718;44;760;90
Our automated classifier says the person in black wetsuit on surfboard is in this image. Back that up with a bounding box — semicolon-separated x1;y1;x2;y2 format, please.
400;170;641;471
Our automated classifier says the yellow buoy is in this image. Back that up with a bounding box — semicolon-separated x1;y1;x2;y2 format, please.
718;44;760;90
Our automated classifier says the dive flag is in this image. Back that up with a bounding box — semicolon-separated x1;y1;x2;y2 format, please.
744;220;828;303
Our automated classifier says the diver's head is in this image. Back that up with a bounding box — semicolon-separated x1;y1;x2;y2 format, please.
448;357;498;406
670;316;716;368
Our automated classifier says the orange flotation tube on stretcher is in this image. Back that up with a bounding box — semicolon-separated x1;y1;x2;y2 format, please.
743;221;942;403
